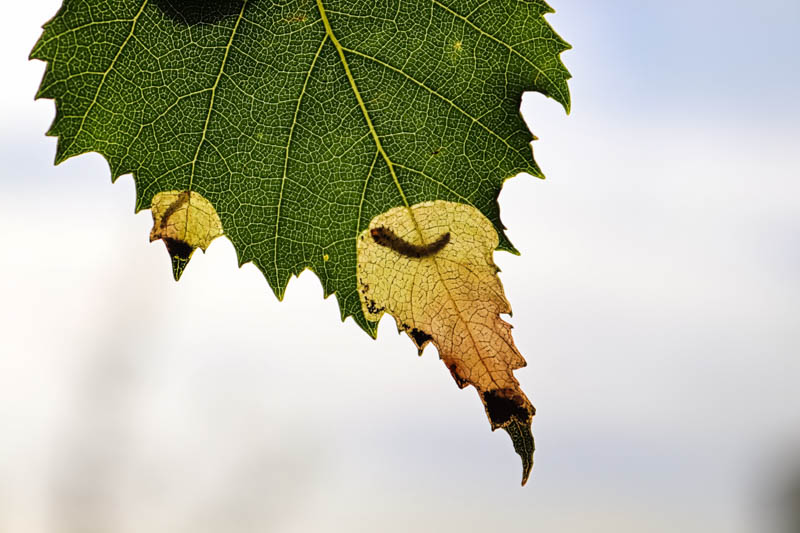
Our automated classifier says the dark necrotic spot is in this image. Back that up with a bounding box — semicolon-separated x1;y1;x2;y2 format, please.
370;227;450;258
448;364;469;388
483;389;532;427
409;328;432;347
163;237;194;259
156;0;245;25
364;298;384;315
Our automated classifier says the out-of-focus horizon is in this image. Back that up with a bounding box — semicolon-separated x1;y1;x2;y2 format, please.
1;1;799;532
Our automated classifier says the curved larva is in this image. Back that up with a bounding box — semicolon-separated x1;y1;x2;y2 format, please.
370;227;450;258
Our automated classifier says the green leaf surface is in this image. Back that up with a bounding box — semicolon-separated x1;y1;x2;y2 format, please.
32;0;570;483
31;0;569;333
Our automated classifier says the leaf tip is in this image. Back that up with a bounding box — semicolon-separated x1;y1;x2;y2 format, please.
170;252;192;281
273;283;288;302
149;190;223;282
503;418;535;486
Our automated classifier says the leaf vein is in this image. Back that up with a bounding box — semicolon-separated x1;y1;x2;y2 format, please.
63;0;149;159
430;0;569;110
341;46;520;153
273;34;330;292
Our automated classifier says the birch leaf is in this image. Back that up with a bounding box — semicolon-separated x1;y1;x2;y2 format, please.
31;0;570;484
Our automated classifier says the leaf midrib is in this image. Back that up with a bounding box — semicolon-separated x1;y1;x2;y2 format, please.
316;0;412;213
325;0;570;113
318;0;505;386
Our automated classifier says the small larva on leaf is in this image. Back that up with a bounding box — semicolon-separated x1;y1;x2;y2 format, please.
370;227;451;258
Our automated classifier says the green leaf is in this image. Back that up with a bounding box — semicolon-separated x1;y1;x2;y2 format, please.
31;0;570;483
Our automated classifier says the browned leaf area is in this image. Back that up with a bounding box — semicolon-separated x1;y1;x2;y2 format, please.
149;190;223;280
356;201;535;484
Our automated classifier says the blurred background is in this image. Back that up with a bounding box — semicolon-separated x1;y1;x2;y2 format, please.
1;1;799;532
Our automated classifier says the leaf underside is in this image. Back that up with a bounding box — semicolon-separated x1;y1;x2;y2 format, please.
32;0;570;483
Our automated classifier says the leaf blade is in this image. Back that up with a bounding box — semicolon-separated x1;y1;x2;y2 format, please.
32;0;570;482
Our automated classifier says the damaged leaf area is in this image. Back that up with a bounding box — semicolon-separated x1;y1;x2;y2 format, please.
149;190;223;280
32;0;570;484
357;201;535;484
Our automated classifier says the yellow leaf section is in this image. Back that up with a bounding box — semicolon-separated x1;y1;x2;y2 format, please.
149;190;223;280
356;200;536;485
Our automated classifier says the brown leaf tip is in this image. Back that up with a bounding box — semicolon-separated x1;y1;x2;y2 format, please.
482;388;534;429
149;190;223;280
482;389;535;485
356;201;534;485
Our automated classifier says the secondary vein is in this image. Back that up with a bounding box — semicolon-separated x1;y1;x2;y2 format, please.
341;45;517;152
188;0;248;193
430;0;569;111
273;34;329;294
65;0;149;159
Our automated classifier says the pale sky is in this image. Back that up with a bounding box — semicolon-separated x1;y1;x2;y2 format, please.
1;1;799;532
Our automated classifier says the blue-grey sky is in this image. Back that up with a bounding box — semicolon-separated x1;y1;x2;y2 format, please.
1;1;798;532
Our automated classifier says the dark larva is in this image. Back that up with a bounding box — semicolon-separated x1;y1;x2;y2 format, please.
370;227;450;258
159;191;190;230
